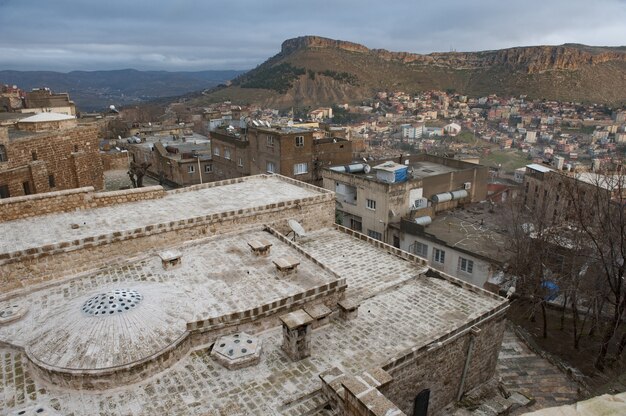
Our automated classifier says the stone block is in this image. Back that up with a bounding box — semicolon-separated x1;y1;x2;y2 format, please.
303;303;332;329
338;297;360;320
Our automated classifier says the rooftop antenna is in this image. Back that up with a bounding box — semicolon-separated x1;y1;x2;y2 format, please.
286;219;306;241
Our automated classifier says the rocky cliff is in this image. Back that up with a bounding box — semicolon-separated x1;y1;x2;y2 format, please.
197;36;626;107
281;36;626;73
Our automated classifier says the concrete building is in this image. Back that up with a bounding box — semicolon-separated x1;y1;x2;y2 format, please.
0;113;103;199
210;123;353;185
323;154;488;246
126;132;213;187
399;203;508;290
0;174;507;416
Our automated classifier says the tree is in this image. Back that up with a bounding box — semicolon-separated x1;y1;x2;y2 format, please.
563;168;626;369
128;162;151;188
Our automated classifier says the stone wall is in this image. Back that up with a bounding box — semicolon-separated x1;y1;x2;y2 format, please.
101;152;129;171
0;124;104;197
0;186;166;222
379;311;507;415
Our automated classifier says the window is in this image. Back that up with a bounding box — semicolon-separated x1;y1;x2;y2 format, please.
366;199;376;210
413;241;428;257
204;164;213;173
48;174;56;188
0;144;7;162
0;184;9;199
459;257;473;273
213;147;220;157
295;136;304;147
293;162;308;175
367;229;383;241
266;161;276;173
224;148;231;160
22;181;32;196
31;150;37;161
73;144;79;152
266;135;275;147
238;157;243;167
188;165;195;174
433;248;445;264
350;218;362;232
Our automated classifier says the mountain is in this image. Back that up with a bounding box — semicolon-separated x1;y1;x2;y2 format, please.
0;69;245;112
197;36;626;108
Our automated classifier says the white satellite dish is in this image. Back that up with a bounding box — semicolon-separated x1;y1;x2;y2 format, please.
287;120;294;127
287;219;306;240
364;164;371;174
109;105;116;111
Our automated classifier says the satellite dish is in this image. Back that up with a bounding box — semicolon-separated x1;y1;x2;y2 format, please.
109;105;116;110
118;135;122;140
287;120;294;127
287;219;306;240
364;164;371;174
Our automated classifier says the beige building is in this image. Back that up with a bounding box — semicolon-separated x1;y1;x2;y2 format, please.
323;154;488;247
0;174;507;416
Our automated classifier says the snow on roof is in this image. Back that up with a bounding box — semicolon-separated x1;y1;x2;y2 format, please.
20;112;75;123
526;163;553;173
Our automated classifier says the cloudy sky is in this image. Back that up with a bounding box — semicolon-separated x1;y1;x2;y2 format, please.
1;0;625;72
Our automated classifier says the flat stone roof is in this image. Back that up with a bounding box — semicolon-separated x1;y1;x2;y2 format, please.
0;175;325;255
0;228;340;372
0;226;506;415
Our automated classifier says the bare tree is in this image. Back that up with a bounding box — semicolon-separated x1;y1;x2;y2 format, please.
564;168;626;370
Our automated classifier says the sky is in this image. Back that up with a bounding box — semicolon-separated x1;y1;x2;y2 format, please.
1;0;625;72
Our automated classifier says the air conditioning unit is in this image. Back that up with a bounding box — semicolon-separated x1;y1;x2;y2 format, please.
463;182;472;190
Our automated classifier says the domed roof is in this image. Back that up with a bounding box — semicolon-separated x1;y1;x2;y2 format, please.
26;283;188;372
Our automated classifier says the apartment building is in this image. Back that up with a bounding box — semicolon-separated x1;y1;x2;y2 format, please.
210;122;353;185
323;154;488;246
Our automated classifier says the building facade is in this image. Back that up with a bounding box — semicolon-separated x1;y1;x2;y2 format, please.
323;154;488;246
210;123;353;185
0;114;103;199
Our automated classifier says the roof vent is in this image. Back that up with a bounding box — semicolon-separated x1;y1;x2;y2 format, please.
211;332;262;370
273;256;300;277
247;239;272;256
0;302;26;325
159;250;182;270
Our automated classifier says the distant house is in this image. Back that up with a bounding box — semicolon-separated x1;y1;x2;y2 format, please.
444;122;461;136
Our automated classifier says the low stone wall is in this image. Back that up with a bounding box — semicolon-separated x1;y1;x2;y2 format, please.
101;152;129;171
0;185;166;222
379;309;507;415
1;192;335;292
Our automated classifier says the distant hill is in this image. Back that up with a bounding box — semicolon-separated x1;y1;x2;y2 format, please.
196;36;626;109
0;69;245;112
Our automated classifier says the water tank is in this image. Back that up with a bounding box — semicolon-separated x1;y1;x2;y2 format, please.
432;192;453;203
329;163;367;173
450;189;469;200
414;216;432;226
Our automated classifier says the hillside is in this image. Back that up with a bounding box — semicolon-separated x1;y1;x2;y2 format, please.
0;69;245;112
196;36;626;108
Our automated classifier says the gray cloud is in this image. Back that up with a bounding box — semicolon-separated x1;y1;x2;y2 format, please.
1;0;625;71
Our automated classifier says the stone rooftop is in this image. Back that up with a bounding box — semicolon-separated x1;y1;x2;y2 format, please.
0;224;506;415
0;175;322;255
0;174;508;415
0;228;340;374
